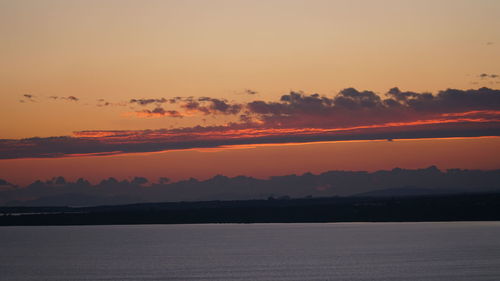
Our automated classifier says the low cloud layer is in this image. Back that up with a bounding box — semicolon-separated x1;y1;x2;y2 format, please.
1;167;499;206
3;87;500;159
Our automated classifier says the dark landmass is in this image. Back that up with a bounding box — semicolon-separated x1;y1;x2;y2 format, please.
351;186;461;197
1;192;500;226
1;166;500;207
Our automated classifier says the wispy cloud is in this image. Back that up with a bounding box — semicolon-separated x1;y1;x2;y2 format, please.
479;73;499;79
130;98;168;106
244;89;258;95
20;94;80;103
19;94;36;103
64;96;79;101
473;73;500;85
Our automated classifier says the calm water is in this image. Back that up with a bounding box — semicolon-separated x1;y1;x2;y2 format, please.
1;222;499;280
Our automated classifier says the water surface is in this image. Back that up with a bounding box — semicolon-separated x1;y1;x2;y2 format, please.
1;222;499;280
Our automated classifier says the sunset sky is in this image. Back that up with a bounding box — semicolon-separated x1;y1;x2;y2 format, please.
1;0;500;186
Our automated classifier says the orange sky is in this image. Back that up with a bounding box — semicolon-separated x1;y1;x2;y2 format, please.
0;1;499;185
1;137;499;186
1;0;499;138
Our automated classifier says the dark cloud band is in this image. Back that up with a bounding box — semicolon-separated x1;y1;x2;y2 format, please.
3;87;500;159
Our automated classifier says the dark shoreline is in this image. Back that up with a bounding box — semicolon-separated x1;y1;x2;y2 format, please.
1;193;500;226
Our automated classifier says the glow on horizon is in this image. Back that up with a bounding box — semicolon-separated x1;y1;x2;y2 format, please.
1;136;499;186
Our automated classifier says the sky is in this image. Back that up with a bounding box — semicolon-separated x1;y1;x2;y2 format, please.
0;0;499;186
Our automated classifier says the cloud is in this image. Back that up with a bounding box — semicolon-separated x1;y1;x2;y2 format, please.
20;95;79;103
245;89;258;95
181;97;242;115
130;98;168;106
65;96;79;101
97;99;111;107
245;87;500;128
204;98;242;114
474;74;500;85
136;107;183;118
0;179;13;186
158;177;170;184
1;167;500;206
131;176;148;185
129;97;242;117
479;73;499;79
97;99;128;107
20;94;36;103
3;87;500;159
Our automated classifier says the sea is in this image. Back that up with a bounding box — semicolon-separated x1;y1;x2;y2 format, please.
1;222;499;280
